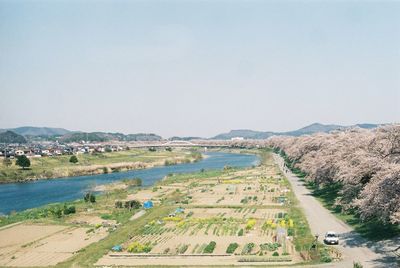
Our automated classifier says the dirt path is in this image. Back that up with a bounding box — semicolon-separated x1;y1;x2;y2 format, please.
273;154;399;268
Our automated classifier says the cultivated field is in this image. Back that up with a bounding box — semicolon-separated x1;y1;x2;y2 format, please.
96;152;310;266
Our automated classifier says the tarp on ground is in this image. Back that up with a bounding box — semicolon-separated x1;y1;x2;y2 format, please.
143;200;153;209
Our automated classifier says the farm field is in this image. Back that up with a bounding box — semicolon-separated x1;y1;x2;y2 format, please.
0;223;108;267
95;151;319;267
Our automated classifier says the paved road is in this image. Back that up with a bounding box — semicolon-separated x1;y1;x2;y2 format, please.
273;154;399;268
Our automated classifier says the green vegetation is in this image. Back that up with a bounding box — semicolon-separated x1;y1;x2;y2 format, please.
16;155;31;169
126;241;152;253
0;130;27;143
2;158;12;168
57;204;172;267
260;242;281;251
304;180;400;241
279;148;400;241
0;202;78;227
237;228;244;236
241;242;255;254
0;148;195;183
226;242;239;254
203;241;216;253
84;192;96;203
353;261;364;268
69;155;79;163
178;244;189;254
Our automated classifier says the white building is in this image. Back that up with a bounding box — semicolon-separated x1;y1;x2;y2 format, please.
15;150;25;156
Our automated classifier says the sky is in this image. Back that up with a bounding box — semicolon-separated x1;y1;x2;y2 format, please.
0;0;399;138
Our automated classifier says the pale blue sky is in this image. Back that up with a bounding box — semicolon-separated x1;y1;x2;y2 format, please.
0;0;399;137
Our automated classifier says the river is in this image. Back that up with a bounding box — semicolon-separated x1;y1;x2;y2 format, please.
0;152;259;214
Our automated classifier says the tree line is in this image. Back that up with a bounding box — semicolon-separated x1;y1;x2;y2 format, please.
267;125;400;224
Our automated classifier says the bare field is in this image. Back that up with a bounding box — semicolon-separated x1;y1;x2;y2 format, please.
0;223;107;267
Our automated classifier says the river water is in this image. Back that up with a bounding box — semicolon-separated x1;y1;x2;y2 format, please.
0;152;259;214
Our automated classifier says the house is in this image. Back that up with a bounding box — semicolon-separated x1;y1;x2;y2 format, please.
15;150;24;156
41;150;52;156
96;147;105;153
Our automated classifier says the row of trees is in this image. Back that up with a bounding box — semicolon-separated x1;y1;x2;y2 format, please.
267;125;400;224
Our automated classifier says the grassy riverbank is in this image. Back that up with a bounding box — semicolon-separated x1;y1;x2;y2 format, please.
0;148;201;183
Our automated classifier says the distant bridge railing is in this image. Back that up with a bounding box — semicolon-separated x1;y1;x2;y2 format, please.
129;140;231;148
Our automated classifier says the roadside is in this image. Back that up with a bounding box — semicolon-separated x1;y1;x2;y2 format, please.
273;153;399;268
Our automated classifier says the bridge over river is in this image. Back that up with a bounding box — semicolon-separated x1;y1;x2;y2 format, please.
129;140;231;148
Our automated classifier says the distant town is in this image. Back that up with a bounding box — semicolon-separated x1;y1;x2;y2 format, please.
0;123;384;159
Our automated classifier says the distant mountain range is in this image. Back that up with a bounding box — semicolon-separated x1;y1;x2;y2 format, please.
0;127;162;143
0;123;383;143
0;131;27;144
0;126;71;137
211;123;381;140
59;132;162;143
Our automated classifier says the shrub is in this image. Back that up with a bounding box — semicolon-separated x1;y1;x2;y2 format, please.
353;261;363;268
241;243;255;255
203;241;216;254
16;155;30;169
320;248;332;263
260;242;280;251
63;205;76;215
226;243;239;254
84;192;96;203
240;198;248;204
245;219;256;230
124;200;141;209
238;228;244;236
272;251;279;256
179;244;189;254
51;207;62;218
69;155;78;163
115;201;123;208
287;228;294;236
127;241;152;253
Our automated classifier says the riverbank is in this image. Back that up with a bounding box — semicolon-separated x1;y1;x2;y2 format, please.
0;152;259;214
0;148;201;184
